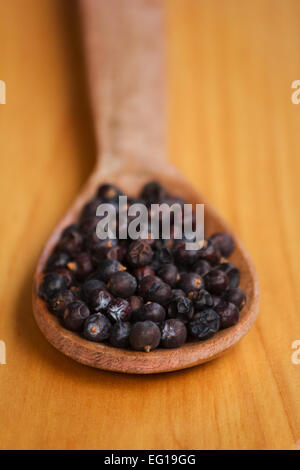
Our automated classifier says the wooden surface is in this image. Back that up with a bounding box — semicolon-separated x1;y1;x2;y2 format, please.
0;0;300;450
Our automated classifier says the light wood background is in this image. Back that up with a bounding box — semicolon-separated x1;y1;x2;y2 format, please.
0;0;300;450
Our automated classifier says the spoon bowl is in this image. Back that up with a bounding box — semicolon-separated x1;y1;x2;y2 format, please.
32;0;259;374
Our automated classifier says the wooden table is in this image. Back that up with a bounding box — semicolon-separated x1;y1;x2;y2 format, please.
1;0;300;450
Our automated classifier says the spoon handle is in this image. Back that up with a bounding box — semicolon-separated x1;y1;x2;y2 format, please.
80;0;168;173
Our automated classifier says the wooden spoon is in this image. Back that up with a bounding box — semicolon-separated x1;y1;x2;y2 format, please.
32;0;259;374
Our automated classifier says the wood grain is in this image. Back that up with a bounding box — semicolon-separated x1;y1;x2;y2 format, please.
0;0;300;450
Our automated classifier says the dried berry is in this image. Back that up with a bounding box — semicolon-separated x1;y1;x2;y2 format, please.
63;301;90;332
107;298;132;322
216;301;239;328
171;288;186;300
128;295;143;313
161;319;187;348
138;275;161;298
133;265;155;282
192;259;211;277
67;252;93;279
225;288;246;310
81;278;107;301
188;289;213;310
140;181;167;203
204;269;229;295
97;183;123;201
174;244;199;266
188;309;220;340
129;321;161;352
127;240;153;267
46;251;70;269
157;264;179;287
211;295;222;309
97;259;126;282
109;321;131;348
152;247;173;267
217;262;240;288
83;314;112;342
210;232;235;258
177;272;204;293
141;302;166;323
49;290;74;317
167;296;194;323
80;198;102;220
88;288;113;313
39;272;67;301
109;271;137;298
47;267;74;288
57;226;83;255
146;280;172;305
198;239;221;265
85;231;118;255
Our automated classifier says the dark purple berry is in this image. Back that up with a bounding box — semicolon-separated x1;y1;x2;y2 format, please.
107;298;132;322
140;181;167;203
49;289;74;317
127;240;153;267
97;183;123;201
177;272;204;293
80;198;102;219
146;280;172;305
109;271;137;297
167;296;194;323
57;226;83;255
188;309;220;340
157;264;179;287
88;288;113;313
210;232;235;258
211;295;222;309
129;295;143;313
192;259;211;277
161;319;187;349
171;288;186;300
152;247;173;267
83;313;112;342
198;239;221;265
138;275;161;298
97;259;126;282
109;322;131;348
39;272;67;301
141;302;166;322
217;262;240;288
81;279;107;301
129;321;161;352
225;288;246;310
67;252;93;279
204;269;229;295
78;216;98;235
133;265;155;282
216;301;239;328
85;231;118;255
47;267;74;288
63;301;90;332
46;251;69;269
174;244;199;266
188;289;213;310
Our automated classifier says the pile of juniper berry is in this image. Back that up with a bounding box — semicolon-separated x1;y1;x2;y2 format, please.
38;181;246;352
